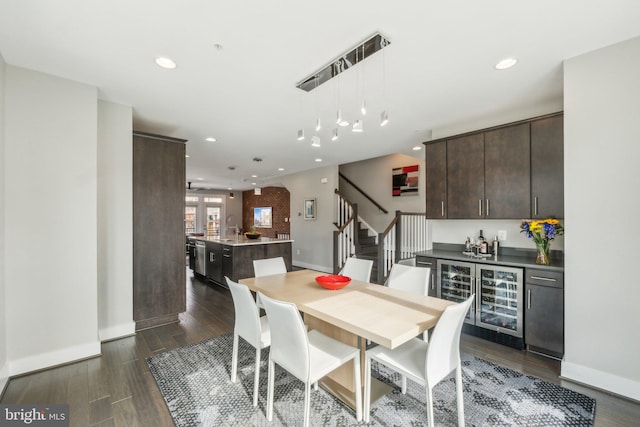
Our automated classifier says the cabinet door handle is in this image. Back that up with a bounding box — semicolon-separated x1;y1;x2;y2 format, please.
534;196;539;216
223;254;231;258
478;200;482;217
431;273;435;290
527;289;532;309
441;201;445;217
486;199;490;217
209;252;214;262
530;275;557;282
417;261;432;266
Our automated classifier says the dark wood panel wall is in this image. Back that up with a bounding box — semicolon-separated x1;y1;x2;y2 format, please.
133;132;186;330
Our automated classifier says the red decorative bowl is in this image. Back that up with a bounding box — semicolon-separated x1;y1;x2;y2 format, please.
315;275;351;290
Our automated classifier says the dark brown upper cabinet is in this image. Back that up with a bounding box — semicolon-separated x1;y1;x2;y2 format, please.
446;133;485;219
425;140;447;218
531;115;564;219
424;112;563;220
484;123;531;219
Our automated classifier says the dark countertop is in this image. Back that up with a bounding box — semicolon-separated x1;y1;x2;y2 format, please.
188;235;293;247
415;244;564;272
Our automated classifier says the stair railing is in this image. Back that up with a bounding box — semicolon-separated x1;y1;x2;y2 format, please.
333;189;358;273
376;210;429;284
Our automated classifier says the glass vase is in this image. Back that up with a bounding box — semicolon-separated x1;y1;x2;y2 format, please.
535;242;550;265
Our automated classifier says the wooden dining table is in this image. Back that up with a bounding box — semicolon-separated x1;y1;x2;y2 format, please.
239;269;454;409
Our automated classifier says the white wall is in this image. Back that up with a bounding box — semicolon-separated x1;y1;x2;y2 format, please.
0;53;8;393
97;100;134;341
562;36;640;400
4;66;100;375
339;153;425;232
278;166;338;272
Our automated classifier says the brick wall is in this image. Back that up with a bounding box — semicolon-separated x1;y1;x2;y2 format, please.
242;186;290;238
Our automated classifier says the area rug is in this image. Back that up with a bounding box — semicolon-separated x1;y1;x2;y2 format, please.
146;333;596;426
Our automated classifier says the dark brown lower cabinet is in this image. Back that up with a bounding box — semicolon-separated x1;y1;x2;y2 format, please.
207;241;293;286
524;269;564;359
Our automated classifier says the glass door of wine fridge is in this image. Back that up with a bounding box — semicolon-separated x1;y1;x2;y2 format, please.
476;265;523;337
437;260;476;325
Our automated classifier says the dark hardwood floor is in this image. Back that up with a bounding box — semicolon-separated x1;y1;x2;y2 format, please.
2;268;639;426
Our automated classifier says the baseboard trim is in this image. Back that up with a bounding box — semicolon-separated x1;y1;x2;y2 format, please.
561;360;640;402
0;362;9;400
99;321;136;342
292;261;332;273
9;341;101;377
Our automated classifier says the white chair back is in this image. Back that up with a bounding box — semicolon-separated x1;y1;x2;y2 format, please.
259;292;310;382
226;278;263;345
253;257;287;277
339;257;373;282
426;295;474;384
386;263;430;295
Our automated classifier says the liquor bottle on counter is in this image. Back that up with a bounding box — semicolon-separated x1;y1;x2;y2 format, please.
492;236;500;256
478;230;488;254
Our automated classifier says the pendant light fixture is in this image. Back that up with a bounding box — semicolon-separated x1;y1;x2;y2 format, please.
293;33;391;142
360;44;367;116
380;36;389;127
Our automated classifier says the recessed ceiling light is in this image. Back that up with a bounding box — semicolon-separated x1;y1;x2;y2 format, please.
185;154;190;158
412;146;422;151
315;158;322;162
495;57;518;70
227;187;232;191
251;174;257;178
155;56;177;69
278;167;285;171
251;182;257;186
205;137;217;142
197;177;204;181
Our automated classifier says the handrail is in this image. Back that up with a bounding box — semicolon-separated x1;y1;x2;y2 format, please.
339;172;388;214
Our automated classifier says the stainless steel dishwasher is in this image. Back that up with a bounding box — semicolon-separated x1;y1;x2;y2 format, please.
195;241;206;276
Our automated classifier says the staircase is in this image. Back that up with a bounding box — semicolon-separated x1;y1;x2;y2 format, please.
354;221;379;283
333;188;429;284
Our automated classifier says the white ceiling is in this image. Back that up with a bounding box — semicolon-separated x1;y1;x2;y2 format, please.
2;1;640;191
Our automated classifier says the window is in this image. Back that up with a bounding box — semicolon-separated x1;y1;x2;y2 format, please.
185;206;197;234
206;206;221;237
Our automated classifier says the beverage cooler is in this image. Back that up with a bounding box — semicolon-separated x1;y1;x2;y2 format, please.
437;260;523;338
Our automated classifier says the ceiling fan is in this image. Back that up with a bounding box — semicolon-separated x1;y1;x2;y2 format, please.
186;181;209;191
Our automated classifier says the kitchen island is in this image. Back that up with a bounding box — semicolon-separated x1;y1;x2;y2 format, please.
188;235;293;287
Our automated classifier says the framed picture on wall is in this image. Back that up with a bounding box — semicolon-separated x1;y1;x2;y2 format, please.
253;206;273;228
304;198;316;220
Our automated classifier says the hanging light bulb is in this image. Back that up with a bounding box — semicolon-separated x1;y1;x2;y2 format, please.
297;129;305;140
337;109;349;127
315;117;322;132
352;120;363;133
311;135;321;147
332;128;339;141
380;110;389;127
360;44;367;116
380;37;389;127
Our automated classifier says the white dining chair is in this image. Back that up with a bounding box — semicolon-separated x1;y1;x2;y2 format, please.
226;277;271;407
252;257;288;309
339;256;374;283
253;257;287;277
386;263;430;296
363;295;474;425
385;263;432;392
258;292;363;426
